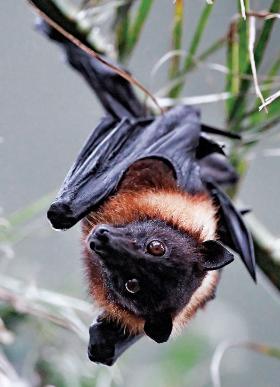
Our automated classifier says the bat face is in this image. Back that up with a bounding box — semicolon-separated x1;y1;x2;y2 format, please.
87;219;234;343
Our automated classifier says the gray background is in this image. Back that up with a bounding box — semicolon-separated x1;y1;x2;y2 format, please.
1;1;280;386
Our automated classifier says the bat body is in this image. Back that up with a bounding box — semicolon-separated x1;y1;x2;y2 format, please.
82;158;229;365
36;19;256;366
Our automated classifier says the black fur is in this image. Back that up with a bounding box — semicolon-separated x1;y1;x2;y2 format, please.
88;220;233;339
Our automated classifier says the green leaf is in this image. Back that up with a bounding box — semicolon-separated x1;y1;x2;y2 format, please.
115;3;132;62
126;0;154;56
198;36;226;62
168;0;184;81
168;2;215;98
162;36;225;98
225;19;240;115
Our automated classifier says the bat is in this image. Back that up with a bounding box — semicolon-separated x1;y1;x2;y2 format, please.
36;20;256;366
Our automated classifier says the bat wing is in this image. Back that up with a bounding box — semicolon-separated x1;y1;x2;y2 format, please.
206;180;256;280
48;105;205;229
199;153;238;186
37;19;144;119
39;19;255;279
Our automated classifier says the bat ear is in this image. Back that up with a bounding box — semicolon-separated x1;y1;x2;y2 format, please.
144;313;173;343
200;240;234;271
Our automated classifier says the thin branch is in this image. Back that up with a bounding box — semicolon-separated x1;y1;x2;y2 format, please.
228;0;280;122
27;0;162;114
211;340;280;387
259;89;280;111
240;0;246;20
246;10;280;19
240;208;280;291
158;92;231;107
244;213;280;264
0;275;92;313
0;274;95;341
157;80;280;107
151;50;186;79
248;16;268;112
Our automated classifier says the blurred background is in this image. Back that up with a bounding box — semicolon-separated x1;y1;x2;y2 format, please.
0;1;280;386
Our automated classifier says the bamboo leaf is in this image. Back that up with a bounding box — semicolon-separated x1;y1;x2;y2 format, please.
126;0;154;56
115;3;132;62
169;2;215;98
183;3;214;72
168;0;184;81
225;19;240;114
198;36;226;62
161;36;225;98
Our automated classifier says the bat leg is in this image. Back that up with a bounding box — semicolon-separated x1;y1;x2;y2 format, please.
88;315;142;366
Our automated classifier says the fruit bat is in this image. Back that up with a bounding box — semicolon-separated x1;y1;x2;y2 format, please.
37;20;255;366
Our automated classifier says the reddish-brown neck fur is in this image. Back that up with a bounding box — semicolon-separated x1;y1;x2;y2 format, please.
82;159;219;334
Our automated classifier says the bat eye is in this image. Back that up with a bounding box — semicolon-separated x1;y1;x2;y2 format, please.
125;279;140;294
147;240;166;256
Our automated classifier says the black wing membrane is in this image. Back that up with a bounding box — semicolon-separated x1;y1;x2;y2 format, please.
206;181;256;280
40;22;255;279
48;105;205;229
37;20;144;119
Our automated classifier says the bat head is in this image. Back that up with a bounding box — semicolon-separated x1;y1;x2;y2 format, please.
87;220;233;343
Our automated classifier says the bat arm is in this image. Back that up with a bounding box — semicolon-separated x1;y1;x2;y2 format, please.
88;315;142;366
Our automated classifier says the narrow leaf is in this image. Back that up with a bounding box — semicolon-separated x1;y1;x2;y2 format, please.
127;0;154;55
169;2;215;98
168;0;184;81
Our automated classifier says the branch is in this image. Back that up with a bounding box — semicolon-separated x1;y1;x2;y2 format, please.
211;340;280;387
27;0;162;113
245;213;280;290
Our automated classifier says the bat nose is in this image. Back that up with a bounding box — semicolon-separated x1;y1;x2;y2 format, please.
94;225;111;240
88;225;111;251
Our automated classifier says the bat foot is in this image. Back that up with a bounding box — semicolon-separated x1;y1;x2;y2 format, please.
88;342;115;366
88;315;142;366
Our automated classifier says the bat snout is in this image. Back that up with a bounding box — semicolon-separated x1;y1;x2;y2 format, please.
94;225;111;242
88;224;138;268
88;224;115;253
